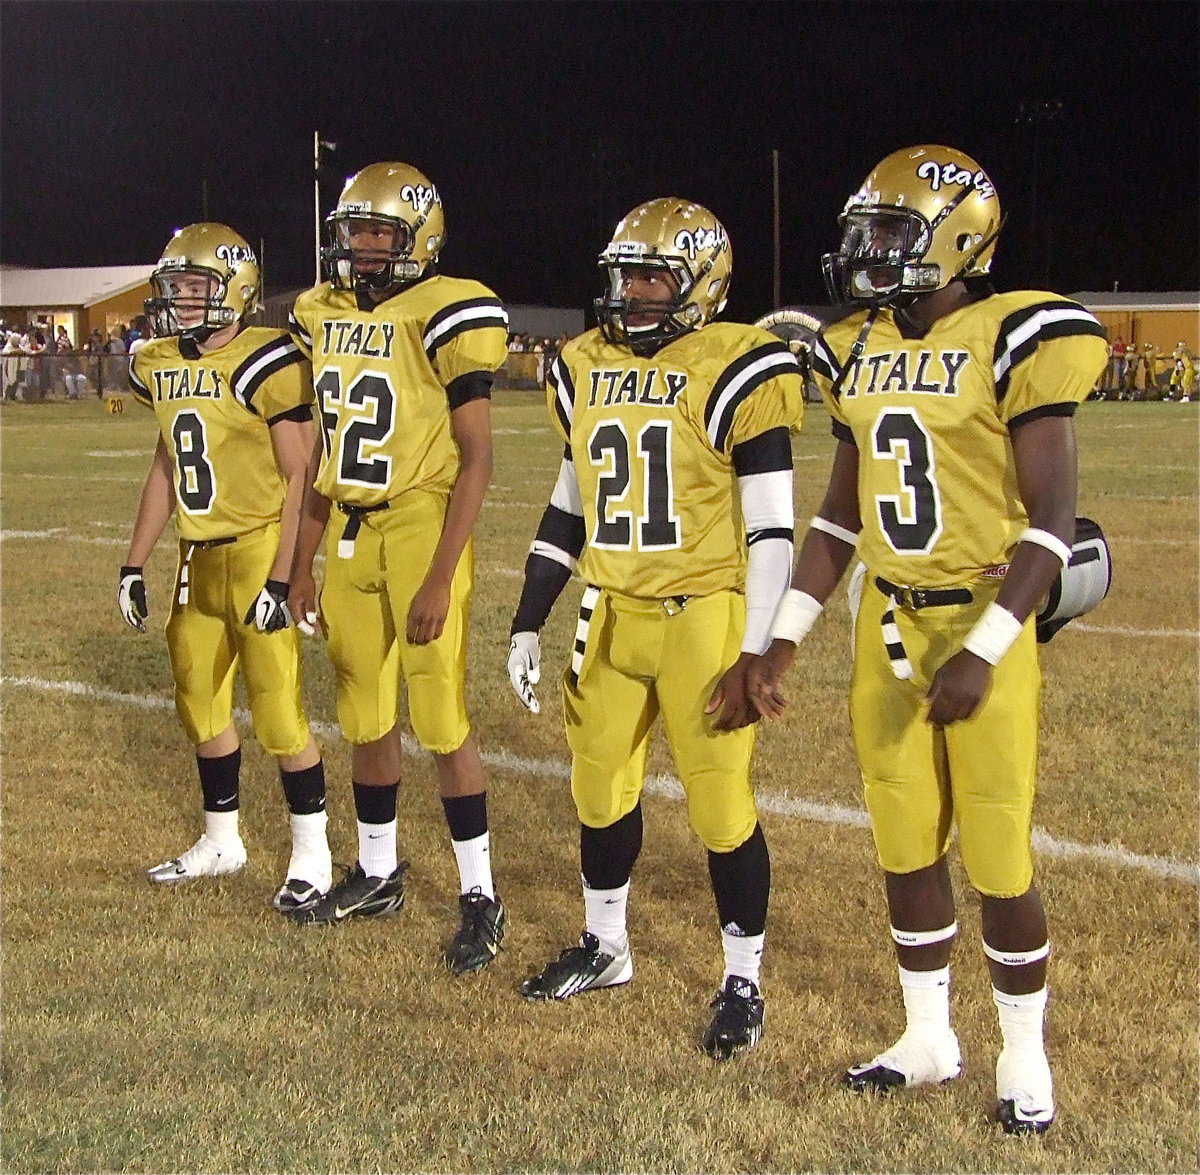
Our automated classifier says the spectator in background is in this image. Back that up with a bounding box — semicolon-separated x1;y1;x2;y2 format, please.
128;316;154;359
21;327;46;402
2;329;26;400
104;328;128;396
60;335;88;400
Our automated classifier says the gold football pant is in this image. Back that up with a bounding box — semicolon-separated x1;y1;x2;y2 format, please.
166;522;311;756
850;575;1041;897
320;489;472;753
563;587;758;853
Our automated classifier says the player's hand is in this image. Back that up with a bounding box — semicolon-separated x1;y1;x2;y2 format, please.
706;651;760;731
407;576;450;645
745;639;797;720
507;631;541;714
289;571;321;637
118;565;148;632
925;648;992;726
244;579;293;633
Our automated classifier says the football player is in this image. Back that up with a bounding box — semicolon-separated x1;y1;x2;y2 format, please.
288;163;510;975
506;199;805;1059
120;223;332;913
747;146;1108;1133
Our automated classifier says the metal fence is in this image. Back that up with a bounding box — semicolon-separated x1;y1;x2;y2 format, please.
0;353;130;401
0;348;559;403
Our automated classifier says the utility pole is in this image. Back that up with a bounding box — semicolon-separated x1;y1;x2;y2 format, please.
771;149;781;309
314;133;337;284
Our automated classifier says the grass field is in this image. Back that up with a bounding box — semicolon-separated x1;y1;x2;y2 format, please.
1;393;1196;1174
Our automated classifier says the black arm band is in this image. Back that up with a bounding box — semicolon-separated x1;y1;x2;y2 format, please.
536;504;586;559
267;404;314;426
510;552;573;635
732;427;793;475
447;371;494;411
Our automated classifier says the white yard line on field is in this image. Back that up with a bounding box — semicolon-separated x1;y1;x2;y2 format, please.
1072;623;1198;638
3;673;1196;887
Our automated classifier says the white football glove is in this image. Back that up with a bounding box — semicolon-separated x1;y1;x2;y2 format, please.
507;631;542;714
244;579;293;633
118;566;148;632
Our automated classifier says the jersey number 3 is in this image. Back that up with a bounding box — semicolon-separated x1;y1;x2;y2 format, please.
588;418;680;551
871;408;942;554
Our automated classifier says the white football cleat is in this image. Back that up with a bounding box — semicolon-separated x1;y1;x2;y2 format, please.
273;848;333;913
996;1047;1055;1134
147;834;247;883
844;1029;962;1093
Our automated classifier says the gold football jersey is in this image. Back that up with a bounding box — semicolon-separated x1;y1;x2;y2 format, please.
290;275;508;507
129;327;313;542
548;322;804;599
811;290;1108;586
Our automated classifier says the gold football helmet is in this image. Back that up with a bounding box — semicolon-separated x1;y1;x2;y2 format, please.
595;197;732;353
823;145;1002;305
324;161;444;294
145;223;260;344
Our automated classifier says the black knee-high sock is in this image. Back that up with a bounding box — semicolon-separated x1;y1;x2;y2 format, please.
707;823;770;936
197;748;241;812
280;761;327;815
581;803;643;890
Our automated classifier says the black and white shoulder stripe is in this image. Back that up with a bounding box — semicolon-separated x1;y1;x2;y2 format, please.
423;297;509;359
993;299;1106;402
809;334;843;388
288;310;312;352
230;335;304;414
546;354;577;436
704;341;798;452
128;358;152;404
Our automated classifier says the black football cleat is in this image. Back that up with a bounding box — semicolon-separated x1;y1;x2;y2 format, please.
292;861;408;926
519;932;632;1000
702;975;764;1061
444;891;506;975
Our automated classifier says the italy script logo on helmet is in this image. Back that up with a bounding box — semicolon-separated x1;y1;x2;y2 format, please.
214;243;256;268
672;224;726;262
401;183;439;212
916;160;996;200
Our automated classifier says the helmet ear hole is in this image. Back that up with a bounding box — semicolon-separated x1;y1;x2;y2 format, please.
956;233;974;252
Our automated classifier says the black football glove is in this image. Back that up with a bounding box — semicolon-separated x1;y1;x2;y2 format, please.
244;579;293;633
118;566;149;632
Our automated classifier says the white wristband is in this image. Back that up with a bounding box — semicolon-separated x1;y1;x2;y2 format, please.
810;515;860;547
769;589;823;645
962;602;1024;665
1018;527;1072;567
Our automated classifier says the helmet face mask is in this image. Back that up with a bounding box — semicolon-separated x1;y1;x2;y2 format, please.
323;163;443;296
595;198;731;355
823;145;1001;307
145;224;259;346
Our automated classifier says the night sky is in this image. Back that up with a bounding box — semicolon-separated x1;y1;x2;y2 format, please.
2;1;1196;322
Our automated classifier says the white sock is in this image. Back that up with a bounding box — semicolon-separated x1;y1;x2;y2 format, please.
899;965;953;1038
994;985;1049;1054
290;810;329;855
358;819;397;878
204;809;241;848
721;927;765;987
452;832;494;900
583;878;629;955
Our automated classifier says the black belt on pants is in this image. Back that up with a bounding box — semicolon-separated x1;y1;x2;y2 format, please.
874;576;972;610
189;535;238;551
338;500;390;544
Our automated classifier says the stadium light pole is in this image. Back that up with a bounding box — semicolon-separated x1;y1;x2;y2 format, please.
772;149;781;309
314;133;337;284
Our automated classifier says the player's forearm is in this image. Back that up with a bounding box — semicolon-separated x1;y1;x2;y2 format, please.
292;483;331;580
425;455;491;586
124;448;174;566
270;471;309;583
